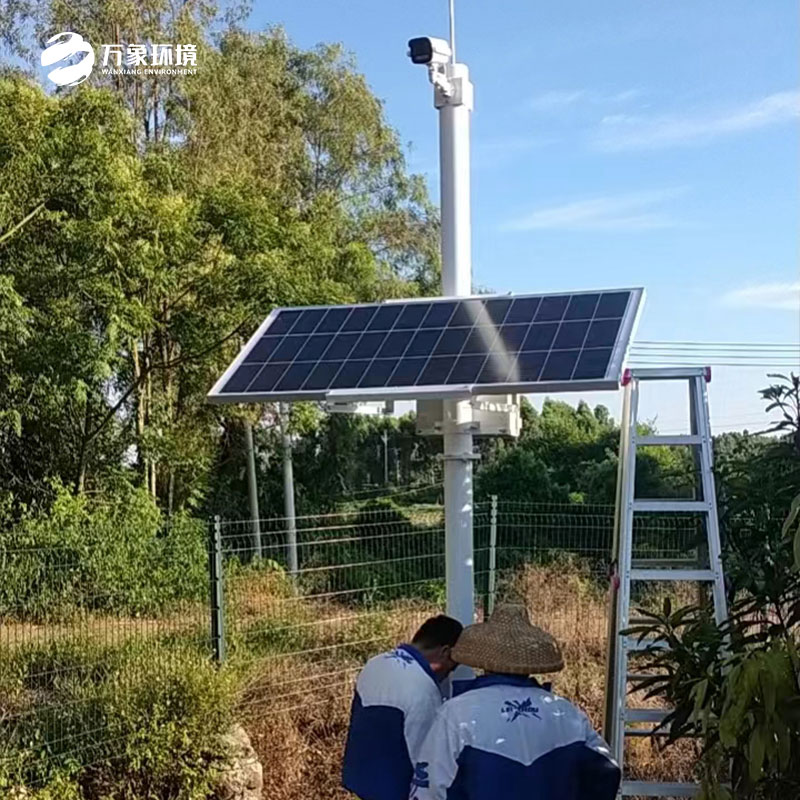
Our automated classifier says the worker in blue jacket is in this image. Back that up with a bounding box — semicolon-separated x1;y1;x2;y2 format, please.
410;605;620;800
342;615;463;800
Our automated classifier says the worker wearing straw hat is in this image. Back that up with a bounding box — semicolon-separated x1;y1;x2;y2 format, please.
409;605;620;800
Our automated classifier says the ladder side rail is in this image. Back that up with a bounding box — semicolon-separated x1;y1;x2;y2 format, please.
604;380;632;743
688;378;709;609
612;377;639;766
693;376;728;623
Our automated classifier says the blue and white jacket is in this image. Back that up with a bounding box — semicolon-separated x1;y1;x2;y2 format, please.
343;644;443;800
410;675;620;800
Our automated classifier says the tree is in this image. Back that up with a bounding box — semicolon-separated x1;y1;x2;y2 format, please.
474;398;692;505
0;81;144;504
760;373;800;455
0;9;439;514
475;447;558;503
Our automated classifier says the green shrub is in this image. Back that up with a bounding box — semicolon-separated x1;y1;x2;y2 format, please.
0;484;207;620
0;637;236;798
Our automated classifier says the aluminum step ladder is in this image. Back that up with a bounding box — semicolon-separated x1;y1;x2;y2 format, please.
604;367;728;798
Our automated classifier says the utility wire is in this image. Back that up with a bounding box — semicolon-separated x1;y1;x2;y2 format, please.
634;340;799;349
629;340;799;366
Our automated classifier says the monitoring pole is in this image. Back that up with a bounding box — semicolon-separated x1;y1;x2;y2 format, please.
409;11;475;630
440;58;475;628
278;403;298;575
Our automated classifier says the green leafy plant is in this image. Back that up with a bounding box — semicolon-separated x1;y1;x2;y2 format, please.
626;497;800;799
760;373;800;455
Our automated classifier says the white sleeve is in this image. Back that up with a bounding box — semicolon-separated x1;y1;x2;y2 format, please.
581;711;617;763
403;684;442;763
409;707;463;800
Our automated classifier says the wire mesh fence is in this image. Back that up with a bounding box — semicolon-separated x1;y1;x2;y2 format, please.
217;505;449;717
0;525;214;790
0;497;720;790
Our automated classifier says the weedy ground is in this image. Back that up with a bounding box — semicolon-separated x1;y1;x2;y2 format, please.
0;560;697;798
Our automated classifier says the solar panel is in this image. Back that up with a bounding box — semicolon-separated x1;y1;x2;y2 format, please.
208;288;644;403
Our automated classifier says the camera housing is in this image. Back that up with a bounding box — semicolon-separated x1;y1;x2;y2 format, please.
407;37;452;66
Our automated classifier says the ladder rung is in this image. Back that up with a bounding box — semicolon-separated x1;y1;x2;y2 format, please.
624;636;667;652
625;367;709;381
636;434;702;446
631;558;699;570
633;500;710;513
624;727;672;737
627;672;662;681
625;708;670;723
630;568;716;582
621;781;701;797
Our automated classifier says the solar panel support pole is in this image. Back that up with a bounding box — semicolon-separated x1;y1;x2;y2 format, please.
431;56;475;630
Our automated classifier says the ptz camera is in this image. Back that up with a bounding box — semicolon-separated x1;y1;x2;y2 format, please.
407;37;452;66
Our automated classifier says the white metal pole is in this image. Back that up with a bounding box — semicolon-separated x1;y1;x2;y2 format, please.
434;59;475;630
443;404;474;626
279;403;298;575
244;421;263;559
439;89;472;297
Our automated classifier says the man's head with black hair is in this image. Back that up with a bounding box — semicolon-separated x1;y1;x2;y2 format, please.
411;615;463;679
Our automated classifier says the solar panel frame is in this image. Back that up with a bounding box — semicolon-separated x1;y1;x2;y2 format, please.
208;288;644;404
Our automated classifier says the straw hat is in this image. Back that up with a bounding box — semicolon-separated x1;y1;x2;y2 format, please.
451;604;564;675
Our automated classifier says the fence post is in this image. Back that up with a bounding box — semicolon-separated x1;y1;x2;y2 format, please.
488;495;498;616
209;515;226;663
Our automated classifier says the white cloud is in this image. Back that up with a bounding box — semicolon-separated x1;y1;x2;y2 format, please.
501;188;684;232
529;90;587;112
595;90;800;151
721;282;800;311
472;136;553;169
529;88;640;113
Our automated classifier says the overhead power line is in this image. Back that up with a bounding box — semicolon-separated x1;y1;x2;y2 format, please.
625;340;799;369
634;340;799;350
630;361;799;367
631;349;799;356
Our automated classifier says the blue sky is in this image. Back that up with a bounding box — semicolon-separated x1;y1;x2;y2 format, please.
248;0;799;431
25;3;799;430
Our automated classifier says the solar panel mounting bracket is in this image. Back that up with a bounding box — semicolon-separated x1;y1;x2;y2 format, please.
325;386;473;403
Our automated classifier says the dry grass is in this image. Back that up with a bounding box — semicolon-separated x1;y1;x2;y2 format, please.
0;609;207;651
506;562;700;785
238;559;700;799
